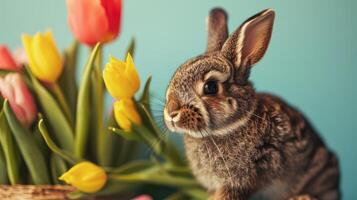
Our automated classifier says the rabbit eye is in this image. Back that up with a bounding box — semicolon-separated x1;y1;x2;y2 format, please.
203;80;218;95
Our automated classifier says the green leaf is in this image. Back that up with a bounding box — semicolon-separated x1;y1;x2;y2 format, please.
131;124;184;166
33;124;50;161
50;154;68;184
67;180;135;199
182;188;207;200
110;165;200;188
0;96;3;108
0;110;20;184
107;122;140;166
125;38;136;57
38;119;81;165
137;102;161;137
98;113;124;167
139;76;152;110
27;66;74;152
0;141;9;184
165;192;188;200
50;83;73;126
0;69;16;76
92;47;106;165
108;160;155;174
130;103;184;166
59;41;79;116
74;43;102;158
165;165;194;178
3;100;50;184
116;140;138;166
109;126;141;141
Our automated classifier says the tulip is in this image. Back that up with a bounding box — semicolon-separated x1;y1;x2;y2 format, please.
59;161;107;193
21;31;63;83
114;99;141;131
13;47;28;67
103;53;140;100
0;73;37;126
0;45;18;70
132;195;153;200
66;0;122;46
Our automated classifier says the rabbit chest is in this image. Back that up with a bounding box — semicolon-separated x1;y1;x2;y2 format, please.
183;131;263;190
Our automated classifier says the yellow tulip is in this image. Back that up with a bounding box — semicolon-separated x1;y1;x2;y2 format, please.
21;31;63;83
59;161;107;193
103;53;140;99
114;99;141;131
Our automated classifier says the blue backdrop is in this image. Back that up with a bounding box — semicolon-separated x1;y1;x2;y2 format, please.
1;0;356;199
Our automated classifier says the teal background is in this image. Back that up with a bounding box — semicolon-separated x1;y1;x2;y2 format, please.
1;0;356;199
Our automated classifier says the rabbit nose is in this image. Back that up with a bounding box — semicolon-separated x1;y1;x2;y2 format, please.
166;99;181;120
166;99;180;113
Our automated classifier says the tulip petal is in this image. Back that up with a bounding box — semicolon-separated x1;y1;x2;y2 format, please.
103;54;141;100
103;63;135;99
114;99;141;131
21;31;63;83
100;0;122;42
9;74;37;126
0;46;18;70
125;53;140;93
114;101;131;131
22;34;43;78
132;195;153;200
32;32;63;82
59;161;107;193
67;0;109;46
0;74;37;126
108;55;125;73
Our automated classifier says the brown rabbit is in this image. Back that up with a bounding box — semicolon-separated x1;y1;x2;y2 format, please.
164;8;340;200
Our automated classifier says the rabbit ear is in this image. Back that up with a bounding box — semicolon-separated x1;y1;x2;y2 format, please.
206;8;229;53
221;9;275;81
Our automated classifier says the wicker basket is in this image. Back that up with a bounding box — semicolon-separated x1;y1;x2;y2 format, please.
0;185;132;200
0;185;75;200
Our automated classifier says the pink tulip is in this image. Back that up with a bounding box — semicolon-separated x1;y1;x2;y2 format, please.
66;0;122;46
0;45;18;70
131;195;153;200
0;73;37;126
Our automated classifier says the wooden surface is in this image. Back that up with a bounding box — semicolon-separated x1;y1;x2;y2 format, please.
0;185;75;200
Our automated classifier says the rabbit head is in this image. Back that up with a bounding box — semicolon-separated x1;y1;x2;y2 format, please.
164;8;275;138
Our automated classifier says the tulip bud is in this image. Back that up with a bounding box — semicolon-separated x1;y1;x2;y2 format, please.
0;73;37;126
21;31;63;83
0;45;18;70
114;99;141;131
59;162;107;193
132;195;153;200
66;0;122;46
103;53;140;99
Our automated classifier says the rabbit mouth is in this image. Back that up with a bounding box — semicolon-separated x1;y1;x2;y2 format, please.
164;106;207;137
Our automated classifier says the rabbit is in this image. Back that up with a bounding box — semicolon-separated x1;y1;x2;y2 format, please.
163;8;340;200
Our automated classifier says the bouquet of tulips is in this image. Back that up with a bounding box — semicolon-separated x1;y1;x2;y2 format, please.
0;0;206;199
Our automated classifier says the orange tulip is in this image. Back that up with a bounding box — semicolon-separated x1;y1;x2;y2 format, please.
66;0;122;46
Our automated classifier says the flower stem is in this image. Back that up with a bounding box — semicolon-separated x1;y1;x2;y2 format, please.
92;48;106;165
51;82;73;126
